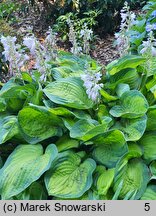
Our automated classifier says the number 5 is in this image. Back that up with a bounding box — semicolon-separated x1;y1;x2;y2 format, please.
144;203;150;211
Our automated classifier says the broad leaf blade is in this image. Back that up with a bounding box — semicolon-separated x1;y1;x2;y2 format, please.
113;158;150;200
43;77;94;109
70;117;112;141
110;90;149;119
97;169;115;195
139;132;156;164
141;184;156;200
45;152;96;198
92;130;127;168
0;116;19;144
0;144;58;199
116;115;147;141
18;105;62;144
106;55;146;75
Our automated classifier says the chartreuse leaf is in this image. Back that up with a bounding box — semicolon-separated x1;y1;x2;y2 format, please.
0;144;58;199
114;143;143;178
139;132;156;163
106;68;140;90
97;168;115;195
128;143;143;159
45;151;96;198
0;80;35;100
146;108;156;131
93;165;106;184
106;55;145;75
49;106;91;120
21;72;33;83
70;117;112;141
0;116;19;144
15;182;47;200
44;77;94;109
18;105;62;144
115;115;147;141
110;90;149;119
100;89;118;102
113;159;150;200
56;135;79;152
0;98;6;112
150;161;156;179
141;184;156;200
92;130;127;168
0;80;36;112
97;104;110;123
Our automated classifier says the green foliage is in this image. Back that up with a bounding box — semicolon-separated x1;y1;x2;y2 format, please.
54;10;99;42
45;151;96;198
0;0;19;22
0;144;58;199
1;49;156;200
0;0;20;82
28;0;147;36
121;0;156;53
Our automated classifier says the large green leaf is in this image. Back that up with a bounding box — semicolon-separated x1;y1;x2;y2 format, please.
45;151;96;198
52;64;83;80
0;144;58;199
146;108;156;131
15;182;47;200
49;107;91;121
0;80;37;112
150;161;156;180
92;130;127;168
91;129;126;146
127;142;143;159
97;168;115;195
18;105;62;144
116;83;130;97
100;89;118;102
106;68;140;90
110;90;149;119
70;117;112;141
141;184;156;200
113;159;150;200
56;135;79;152
106;55;146;75
139;132;156;163
113;143;143;180
0;80;35;99
115;115;147;141
0;98;6;112
0;116;19;144
97;104;111;123
43;77;94;109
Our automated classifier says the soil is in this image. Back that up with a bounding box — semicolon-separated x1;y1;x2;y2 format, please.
91;36;120;66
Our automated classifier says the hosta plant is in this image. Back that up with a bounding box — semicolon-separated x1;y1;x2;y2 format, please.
115;0;156;55
0;47;156;200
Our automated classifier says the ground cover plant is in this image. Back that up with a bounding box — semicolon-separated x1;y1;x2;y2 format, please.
1;0;156;200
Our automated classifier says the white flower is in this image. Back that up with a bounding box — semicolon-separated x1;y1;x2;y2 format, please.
23;37;36;55
120;12;127;23
140;31;156;57
1;35;29;76
81;71;103;102
114;2;136;57
71;45;82;55
130;13;136;23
